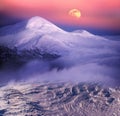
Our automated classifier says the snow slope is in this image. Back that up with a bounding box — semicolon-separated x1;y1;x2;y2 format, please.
0;17;115;54
0;16;119;60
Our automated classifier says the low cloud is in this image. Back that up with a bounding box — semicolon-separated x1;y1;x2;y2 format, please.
0;34;120;86
0;28;120;87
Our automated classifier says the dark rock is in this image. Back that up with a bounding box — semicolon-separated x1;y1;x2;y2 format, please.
88;85;95;92
102;89;111;97
72;86;80;96
56;91;63;98
0;109;6;116
93;91;99;95
82;93;90;100
78;84;86;92
107;98;115;104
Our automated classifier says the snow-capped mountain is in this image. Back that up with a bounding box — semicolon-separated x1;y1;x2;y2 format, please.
0;16;108;53
0;17;66;53
0;16;119;69
0;16;120;87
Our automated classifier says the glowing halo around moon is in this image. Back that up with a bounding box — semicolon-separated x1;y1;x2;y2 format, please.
69;9;81;18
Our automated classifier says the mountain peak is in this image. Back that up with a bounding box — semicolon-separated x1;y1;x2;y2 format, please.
26;16;64;33
26;16;50;29
72;30;94;36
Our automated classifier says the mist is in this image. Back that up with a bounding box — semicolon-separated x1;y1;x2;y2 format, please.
0;17;120;87
0;35;120;87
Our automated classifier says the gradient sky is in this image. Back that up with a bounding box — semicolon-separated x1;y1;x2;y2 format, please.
0;0;120;34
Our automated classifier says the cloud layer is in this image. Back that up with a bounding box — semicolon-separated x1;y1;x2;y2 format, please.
0;17;120;87
0;34;120;87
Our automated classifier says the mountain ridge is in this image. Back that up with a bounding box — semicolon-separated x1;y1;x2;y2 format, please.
0;16;119;70
0;16;96;54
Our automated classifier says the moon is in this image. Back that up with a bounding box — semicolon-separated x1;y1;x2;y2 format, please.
69;9;81;18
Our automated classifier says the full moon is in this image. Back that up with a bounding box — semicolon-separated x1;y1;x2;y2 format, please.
69;9;81;18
